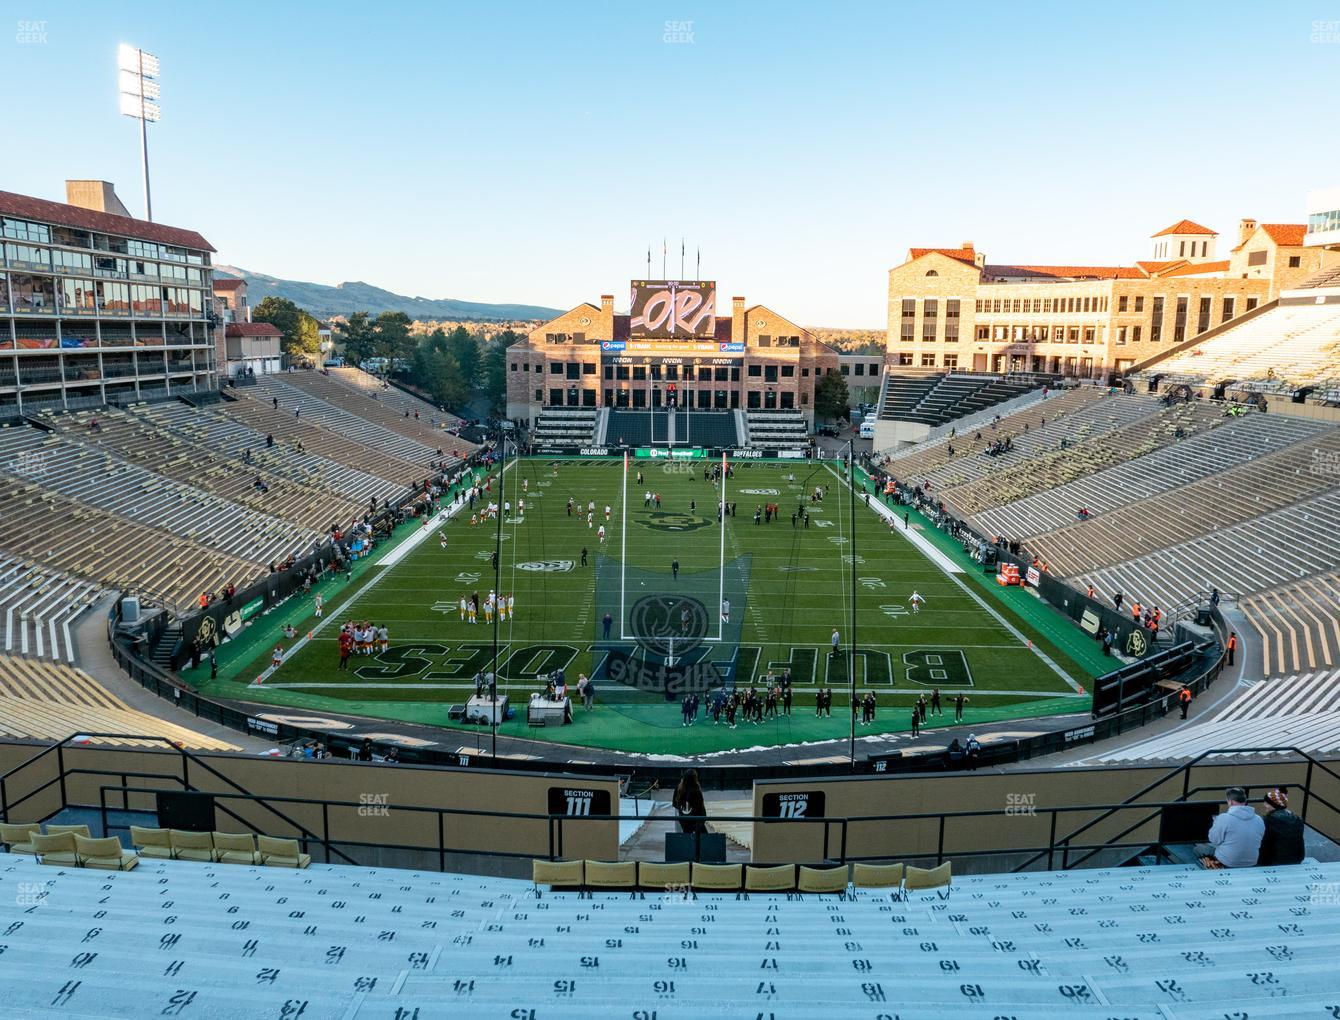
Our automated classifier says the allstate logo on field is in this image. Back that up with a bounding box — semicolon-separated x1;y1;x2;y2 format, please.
517;560;574;572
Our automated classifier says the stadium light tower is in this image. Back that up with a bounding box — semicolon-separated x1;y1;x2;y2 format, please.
118;43;161;221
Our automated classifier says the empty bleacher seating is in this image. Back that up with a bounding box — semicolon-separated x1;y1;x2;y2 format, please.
0;852;1334;1016
258;371;472;461
879;372;1039;426
0;654;236;749
1134;295;1340;393
1240;570;1340;676
971;410;1331;541
0;420;322;571
744;410;808;450
0;557;100;662
532;407;598;448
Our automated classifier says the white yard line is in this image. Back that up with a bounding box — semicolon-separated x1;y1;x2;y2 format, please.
826;463;1083;694
250;464;508;687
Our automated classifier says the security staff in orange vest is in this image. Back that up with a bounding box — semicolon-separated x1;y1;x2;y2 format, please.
1226;632;1238;666
1178;685;1193;719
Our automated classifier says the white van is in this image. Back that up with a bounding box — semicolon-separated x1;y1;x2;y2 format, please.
859;419;875;440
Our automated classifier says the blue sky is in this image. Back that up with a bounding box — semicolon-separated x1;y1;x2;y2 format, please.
5;0;1338;324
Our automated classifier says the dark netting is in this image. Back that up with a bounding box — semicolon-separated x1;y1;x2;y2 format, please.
587;552;749;726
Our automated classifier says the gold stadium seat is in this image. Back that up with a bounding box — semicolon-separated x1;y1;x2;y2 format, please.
797;865;849;894
45;824;91;839
130;826;173;859
75;835;139;871
583;860;637;890
637;861;690;890
690;862;741;891
903;862;952;898
32;831;79;867
169;829;215;862
212;831;261;865
0;821;40;854
744;864;795;892
257;835;311;869
532;858;584;890
852;862;905;893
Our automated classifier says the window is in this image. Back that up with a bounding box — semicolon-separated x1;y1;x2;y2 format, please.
1197;296;1211;333
764;365;778;383
1118;295;1129;312
923;299;938;318
925;269;938;277
1116;326;1127;345
901;299;915;318
603;365;613;379
550;362;562;374
922;319;936;341
781;365;794;377
901;322;914;342
632;366;646;380
840;364;849;375
920;353;936;367
943;353;958;369
1150;297;1164;342
945;299;959;319
583;362;596;375
1222;297;1235;322
854;363;865;376
1288;255;1301;268
944;321;959;342
615;366;629;380
1246;297;1259;311
748;364;761;377
1083;326;1095;343
1134;296;1144;312
1247;251;1267;267
1174;297;1188;342
746;390;761;408
897;352;913;366
1;218;49;243
1179;241;1186;257
1132;325;1142;343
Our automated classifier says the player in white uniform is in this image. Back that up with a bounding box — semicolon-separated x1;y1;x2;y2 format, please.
597;524;606;544
458;595;467;622
721;598;731;624
506;593;515;620
909;590;925;613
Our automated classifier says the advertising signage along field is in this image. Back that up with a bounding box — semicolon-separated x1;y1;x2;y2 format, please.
634;447;707;459
630;280;716;339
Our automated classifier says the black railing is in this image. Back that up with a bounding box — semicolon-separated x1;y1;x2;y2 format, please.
0;733;356;865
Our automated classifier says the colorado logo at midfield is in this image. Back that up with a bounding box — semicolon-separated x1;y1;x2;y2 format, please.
517;560;574;572
639;511;712;533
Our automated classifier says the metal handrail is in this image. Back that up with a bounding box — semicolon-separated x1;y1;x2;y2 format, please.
1013;746;1340;872
0;733;356;866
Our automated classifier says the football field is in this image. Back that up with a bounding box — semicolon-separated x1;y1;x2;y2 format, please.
191;456;1101;754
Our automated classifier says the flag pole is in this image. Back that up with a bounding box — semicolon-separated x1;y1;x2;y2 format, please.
718;450;728;643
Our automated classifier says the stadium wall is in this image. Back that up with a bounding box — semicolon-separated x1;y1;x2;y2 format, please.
0;741;620;864
750;759;1340;865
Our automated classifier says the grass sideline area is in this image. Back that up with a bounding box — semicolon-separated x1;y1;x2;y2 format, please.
185;457;1101;754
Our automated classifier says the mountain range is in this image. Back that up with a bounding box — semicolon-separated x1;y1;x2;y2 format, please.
214;266;562;323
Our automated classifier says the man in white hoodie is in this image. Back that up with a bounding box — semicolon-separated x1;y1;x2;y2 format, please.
1197;787;1264;868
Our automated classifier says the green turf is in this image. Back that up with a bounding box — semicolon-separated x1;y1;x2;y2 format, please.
187;457;1096;753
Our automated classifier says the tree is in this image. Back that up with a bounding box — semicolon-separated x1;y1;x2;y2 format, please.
251;296;302;354
445;325;481;390
814;370;850;422
372;311;414;367
337;311;376;366
292;311;322;363
484;329;522;412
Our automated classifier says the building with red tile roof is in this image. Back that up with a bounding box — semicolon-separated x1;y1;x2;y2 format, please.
1;182;217;412
886;215;1314;379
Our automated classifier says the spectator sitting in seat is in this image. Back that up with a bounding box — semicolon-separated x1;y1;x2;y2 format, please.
1196;787;1264;868
1258;788;1304;866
